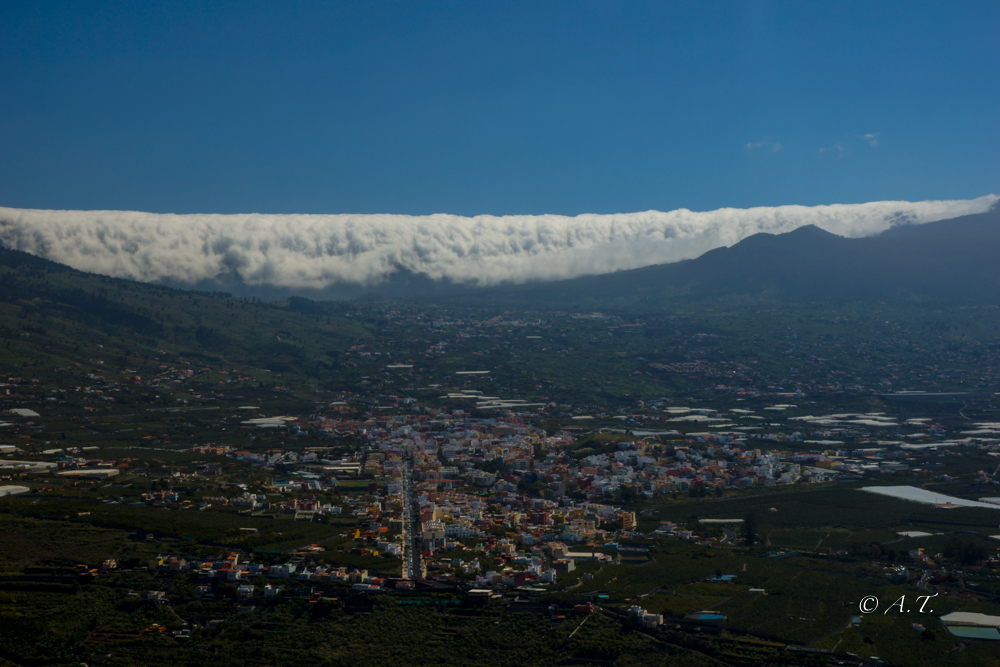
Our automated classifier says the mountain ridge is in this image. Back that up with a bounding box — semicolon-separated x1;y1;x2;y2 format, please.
451;204;1000;308
2;204;998;307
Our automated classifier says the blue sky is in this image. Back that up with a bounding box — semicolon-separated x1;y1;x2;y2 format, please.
1;1;997;216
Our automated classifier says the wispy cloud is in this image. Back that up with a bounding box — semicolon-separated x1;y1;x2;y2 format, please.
818;143;846;157
863;132;880;147
0;197;996;289
745;141;783;153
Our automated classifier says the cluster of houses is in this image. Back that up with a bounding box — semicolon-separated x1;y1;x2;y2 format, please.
212;405;1000;588
158;552;390;594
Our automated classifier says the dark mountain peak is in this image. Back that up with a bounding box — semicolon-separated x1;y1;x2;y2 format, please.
714;223;846;261
785;223;840;238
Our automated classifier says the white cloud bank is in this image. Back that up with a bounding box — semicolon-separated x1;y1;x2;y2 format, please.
0;196;996;289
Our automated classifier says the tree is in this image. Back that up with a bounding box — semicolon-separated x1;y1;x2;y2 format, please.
944;538;987;565
743;511;757;546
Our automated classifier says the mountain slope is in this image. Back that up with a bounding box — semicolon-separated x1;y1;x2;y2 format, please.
3;204;998;320
463;205;1000;308
0;247;370;378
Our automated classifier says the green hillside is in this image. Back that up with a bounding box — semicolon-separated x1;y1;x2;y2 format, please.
0;247;371;385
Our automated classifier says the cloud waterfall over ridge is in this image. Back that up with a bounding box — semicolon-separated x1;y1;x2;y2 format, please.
0;196;996;289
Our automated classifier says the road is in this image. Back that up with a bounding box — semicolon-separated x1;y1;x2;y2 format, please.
402;453;425;580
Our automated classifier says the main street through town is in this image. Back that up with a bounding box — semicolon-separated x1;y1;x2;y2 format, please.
402;453;424;580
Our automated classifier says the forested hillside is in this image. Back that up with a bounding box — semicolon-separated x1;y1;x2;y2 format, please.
0;247;370;381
